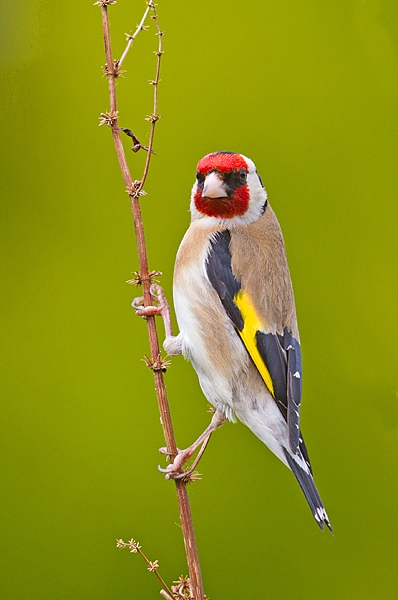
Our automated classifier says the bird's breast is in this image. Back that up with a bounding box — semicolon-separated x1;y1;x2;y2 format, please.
173;222;250;413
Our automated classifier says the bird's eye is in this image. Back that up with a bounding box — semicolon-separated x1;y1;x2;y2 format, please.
196;172;205;185
239;168;247;182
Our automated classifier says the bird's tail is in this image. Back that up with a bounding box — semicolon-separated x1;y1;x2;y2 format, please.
284;449;333;533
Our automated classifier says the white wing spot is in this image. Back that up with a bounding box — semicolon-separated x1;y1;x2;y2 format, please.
293;371;301;378
315;507;328;522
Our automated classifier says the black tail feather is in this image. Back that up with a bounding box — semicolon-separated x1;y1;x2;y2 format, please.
284;449;333;534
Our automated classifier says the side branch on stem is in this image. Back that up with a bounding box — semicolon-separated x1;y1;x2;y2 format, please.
118;3;151;68
96;3;205;599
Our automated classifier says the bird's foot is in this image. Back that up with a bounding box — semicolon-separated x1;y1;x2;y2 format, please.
132;283;169;317
132;283;175;342
158;447;195;480
158;434;212;481
158;409;226;480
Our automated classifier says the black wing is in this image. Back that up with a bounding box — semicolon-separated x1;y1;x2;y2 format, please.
206;230;305;458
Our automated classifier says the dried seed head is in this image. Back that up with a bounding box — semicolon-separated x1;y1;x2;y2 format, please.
127;539;141;553
147;560;159;572
145;113;162;123
93;0;117;6
102;60;126;79
127;270;161;287
126;180;147;198
181;471;202;484
142;353;171;373
172;576;193;599
98;110;119;127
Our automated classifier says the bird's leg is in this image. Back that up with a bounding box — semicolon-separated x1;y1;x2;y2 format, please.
158;409;227;480
133;282;222;479
132;283;182;356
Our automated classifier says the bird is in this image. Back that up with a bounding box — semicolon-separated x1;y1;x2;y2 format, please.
135;151;332;532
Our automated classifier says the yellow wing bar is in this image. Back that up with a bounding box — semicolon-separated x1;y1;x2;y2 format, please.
234;290;275;397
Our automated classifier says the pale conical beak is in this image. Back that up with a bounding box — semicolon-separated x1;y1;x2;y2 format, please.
202;171;228;198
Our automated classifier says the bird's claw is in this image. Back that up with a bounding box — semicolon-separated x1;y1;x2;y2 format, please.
157;464;179;479
134;304;164;317
157;463;195;481
159;446;181;456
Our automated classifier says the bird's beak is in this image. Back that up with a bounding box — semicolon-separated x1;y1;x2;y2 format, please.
202;171;228;198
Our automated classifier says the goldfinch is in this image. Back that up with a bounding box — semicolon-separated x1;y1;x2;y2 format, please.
137;151;332;532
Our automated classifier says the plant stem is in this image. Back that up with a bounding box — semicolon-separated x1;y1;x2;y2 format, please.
118;4;151;68
98;4;205;599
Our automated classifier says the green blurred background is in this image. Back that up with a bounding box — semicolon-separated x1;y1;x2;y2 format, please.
1;1;398;598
